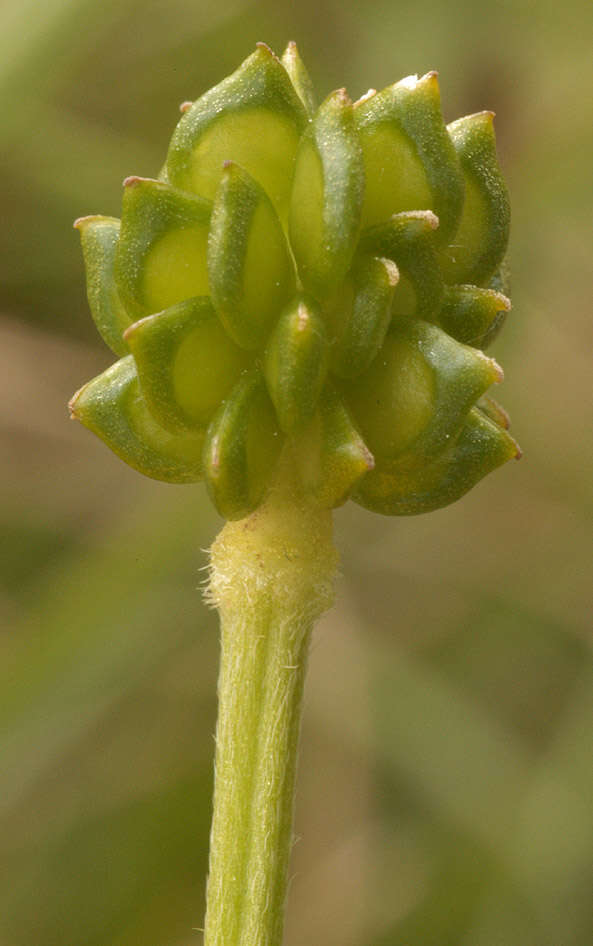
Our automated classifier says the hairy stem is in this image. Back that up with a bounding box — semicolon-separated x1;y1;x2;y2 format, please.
204;465;338;946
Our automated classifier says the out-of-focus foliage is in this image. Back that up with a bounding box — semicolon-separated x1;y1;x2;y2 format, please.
1;1;592;944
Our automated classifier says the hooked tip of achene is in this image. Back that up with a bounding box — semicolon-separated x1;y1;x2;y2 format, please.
496;293;512;312
296;300;312;331
393;209;439;230
67;388;83;419
378;257;400;288
353;88;377;107
179;100;193;114
465;110;496;128
364;447;375;472
474;110;496;126
418;71;440;94
73;214;120;231
122;316;146;342
492;360;505;384
333;87;352;105
255;41;276;59
398;71;439;92
424;210;440;230
122;175;159;189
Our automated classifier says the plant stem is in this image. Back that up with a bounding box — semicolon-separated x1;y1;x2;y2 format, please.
204;462;338;946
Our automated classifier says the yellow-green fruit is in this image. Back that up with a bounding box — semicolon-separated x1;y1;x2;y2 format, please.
71;42;519;520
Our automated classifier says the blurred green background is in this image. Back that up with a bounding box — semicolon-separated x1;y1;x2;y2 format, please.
2;0;592;944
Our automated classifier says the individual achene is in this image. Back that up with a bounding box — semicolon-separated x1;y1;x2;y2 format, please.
70;41;520;521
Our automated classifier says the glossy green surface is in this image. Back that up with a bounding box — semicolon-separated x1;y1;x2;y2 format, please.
125;297;249;432
263;295;330;432
202;371;283;520
289;89;364;297
207;163;295;349
69;356;205;482
75;216;133;356
166;45;307;218
355;72;464;245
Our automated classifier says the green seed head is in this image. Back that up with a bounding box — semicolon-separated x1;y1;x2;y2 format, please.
70;42;520;520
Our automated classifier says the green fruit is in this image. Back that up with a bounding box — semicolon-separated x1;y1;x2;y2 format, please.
71;43;519;519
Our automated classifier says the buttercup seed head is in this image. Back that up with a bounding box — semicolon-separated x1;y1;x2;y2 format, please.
69;42;520;520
